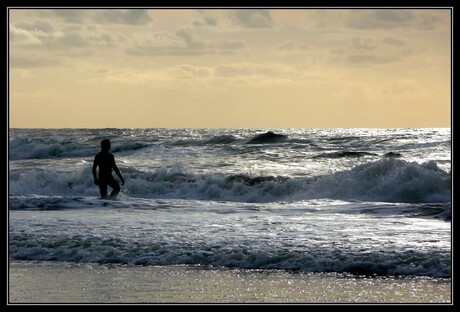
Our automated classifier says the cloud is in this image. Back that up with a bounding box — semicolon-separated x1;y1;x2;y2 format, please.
10;20;60;47
346;10;447;31
327;35;408;66
128;28;245;56
49;10;85;23
193;17;218;27
231;9;274;28
9;24;42;44
374;10;417;23
383;36;405;47
128;29;204;56
352;37;377;51
98;9;152;25
418;12;443;30
214;64;285;78
42;9;152;25
88;32;118;47
14;20;54;34
219;40;246;51
171;65;211;78
88;63;301;89
215;65;251;77
133;32;185;48
347;10;420;30
11;21;120;52
55;32;87;47
276;41;309;52
330;48;346;55
176;28;206;49
9;57;60;68
346;54;400;65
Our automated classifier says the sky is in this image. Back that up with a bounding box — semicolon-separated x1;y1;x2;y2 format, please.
9;8;451;128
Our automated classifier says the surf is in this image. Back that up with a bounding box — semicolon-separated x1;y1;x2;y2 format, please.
9;158;451;204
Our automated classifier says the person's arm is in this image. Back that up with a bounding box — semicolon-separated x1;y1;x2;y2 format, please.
112;156;125;185
92;156;99;185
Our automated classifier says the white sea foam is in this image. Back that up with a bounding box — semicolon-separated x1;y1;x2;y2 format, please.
8;200;451;277
9;158;451;204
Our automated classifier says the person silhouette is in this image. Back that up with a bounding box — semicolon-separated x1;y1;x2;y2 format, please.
92;139;125;198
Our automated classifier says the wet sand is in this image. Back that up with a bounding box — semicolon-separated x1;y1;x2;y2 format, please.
8;261;451;304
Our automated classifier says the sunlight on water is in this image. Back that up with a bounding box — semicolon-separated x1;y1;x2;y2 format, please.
9;262;451;303
9;128;451;280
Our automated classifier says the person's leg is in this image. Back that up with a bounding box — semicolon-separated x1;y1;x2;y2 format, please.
99;182;108;198
108;176;121;197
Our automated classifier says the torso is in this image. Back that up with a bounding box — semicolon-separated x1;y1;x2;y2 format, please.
95;151;115;179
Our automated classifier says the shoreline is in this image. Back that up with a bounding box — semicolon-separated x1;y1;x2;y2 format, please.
8;261;452;304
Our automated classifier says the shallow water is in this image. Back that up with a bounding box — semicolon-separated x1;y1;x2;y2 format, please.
9;261;452;303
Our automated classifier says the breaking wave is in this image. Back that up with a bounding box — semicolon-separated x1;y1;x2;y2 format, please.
9;158;451;204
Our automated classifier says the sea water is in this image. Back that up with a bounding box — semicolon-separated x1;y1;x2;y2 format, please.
8;128;451;278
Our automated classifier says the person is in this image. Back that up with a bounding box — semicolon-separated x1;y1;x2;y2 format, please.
92;139;125;198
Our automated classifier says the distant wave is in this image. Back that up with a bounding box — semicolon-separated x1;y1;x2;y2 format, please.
203;135;238;145
246;131;288;144
383;152;402;158
9;137;152;160
313;151;377;159
167;131;290;146
108;142;151;153
10;132;291;160
9;158;451;204
8;137;93;160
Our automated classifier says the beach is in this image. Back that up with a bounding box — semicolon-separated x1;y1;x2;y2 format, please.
9;261;451;304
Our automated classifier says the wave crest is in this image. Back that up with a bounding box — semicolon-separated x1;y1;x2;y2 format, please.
9;159;451;204
246;131;288;144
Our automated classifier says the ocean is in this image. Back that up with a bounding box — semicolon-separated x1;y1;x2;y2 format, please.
8;128;451;280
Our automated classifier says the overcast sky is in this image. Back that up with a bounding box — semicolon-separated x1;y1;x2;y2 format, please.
9;8;451;128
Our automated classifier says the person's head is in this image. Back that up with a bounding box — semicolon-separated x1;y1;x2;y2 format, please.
101;139;111;151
